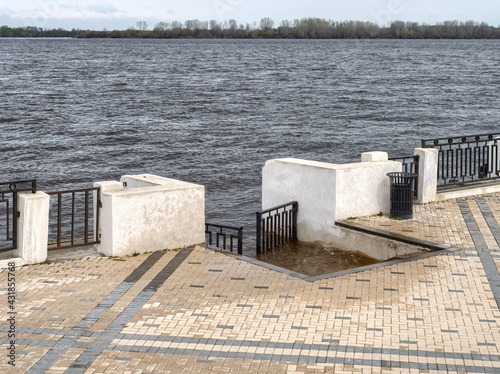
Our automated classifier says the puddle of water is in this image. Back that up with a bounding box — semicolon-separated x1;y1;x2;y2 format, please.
256;241;380;277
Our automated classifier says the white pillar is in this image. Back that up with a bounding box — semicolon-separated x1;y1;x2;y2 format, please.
93;181;124;256
17;192;50;264
414;147;439;204
361;151;389;162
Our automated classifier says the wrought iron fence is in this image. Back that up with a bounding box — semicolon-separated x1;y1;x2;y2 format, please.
388;155;419;198
0;180;37;252
46;187;100;249
205;223;243;254
256;201;298;255
422;133;500;187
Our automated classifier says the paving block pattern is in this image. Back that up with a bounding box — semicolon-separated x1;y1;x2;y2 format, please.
1;194;500;373
357;197;475;248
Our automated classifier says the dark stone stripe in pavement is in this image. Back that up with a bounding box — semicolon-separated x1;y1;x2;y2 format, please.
26;251;167;374
400;340;417;344
0;327;73;340
123;251;165;283
476;197;500;248
110;344;500;372
144;248;193;291
112;333;500;363
459;198;500;309
0;338;77;348
66;247;193;374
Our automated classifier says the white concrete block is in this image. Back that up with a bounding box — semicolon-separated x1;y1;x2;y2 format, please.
97;174;205;256
414;147;438;204
262;157;401;246
361;151;389;162
17;192;49;264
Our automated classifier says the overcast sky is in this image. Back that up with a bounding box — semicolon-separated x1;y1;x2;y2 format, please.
1;0;499;30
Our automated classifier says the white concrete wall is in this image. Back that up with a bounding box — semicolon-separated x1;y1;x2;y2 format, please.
262;157;401;245
334;225;429;261
17;192;50;264
96;174;205;257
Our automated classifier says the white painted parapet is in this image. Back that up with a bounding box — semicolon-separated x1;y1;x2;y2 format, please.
262;157;401;245
93;180;123;246
361;151;388;162
414;147;438;204
17;192;50;264
95;174;205;257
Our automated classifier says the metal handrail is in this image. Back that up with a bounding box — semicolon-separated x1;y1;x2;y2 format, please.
0;179;37;251
46;187;100;249
0;179;37;194
205;222;243;255
256;201;298;255
421;132;500;187
421;132;500;148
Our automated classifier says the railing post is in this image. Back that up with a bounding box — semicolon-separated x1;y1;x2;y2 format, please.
205;224;212;245
256;212;262;255
237;227;243;255
57;193;62;248
71;192;76;246
292;202;298;240
95;188;100;243
12;191;18;249
84;190;89;244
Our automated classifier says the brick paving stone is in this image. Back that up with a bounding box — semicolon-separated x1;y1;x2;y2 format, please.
1;195;500;372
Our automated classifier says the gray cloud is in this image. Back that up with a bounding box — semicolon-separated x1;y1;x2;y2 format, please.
1;0;499;30
83;4;121;15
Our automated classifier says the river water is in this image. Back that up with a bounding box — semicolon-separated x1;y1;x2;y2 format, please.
1;38;499;235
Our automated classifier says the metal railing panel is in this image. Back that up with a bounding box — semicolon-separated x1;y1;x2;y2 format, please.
47;187;100;250
205;223;243;255
0;180;37;251
256;201;298;255
422;133;500;187
388;155;419;198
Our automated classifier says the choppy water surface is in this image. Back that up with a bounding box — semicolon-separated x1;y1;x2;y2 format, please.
1;38;499;236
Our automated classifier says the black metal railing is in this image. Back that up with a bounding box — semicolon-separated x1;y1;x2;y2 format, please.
205;223;243;255
47;187;100;249
422;132;500;187
256;201;298;255
0;180;37;252
388;155;419;198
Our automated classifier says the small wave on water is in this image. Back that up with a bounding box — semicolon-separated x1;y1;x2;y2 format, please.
0;117;18;123
0;38;499;233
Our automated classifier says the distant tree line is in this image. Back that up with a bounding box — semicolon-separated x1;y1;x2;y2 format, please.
0;25;78;37
1;19;500;39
